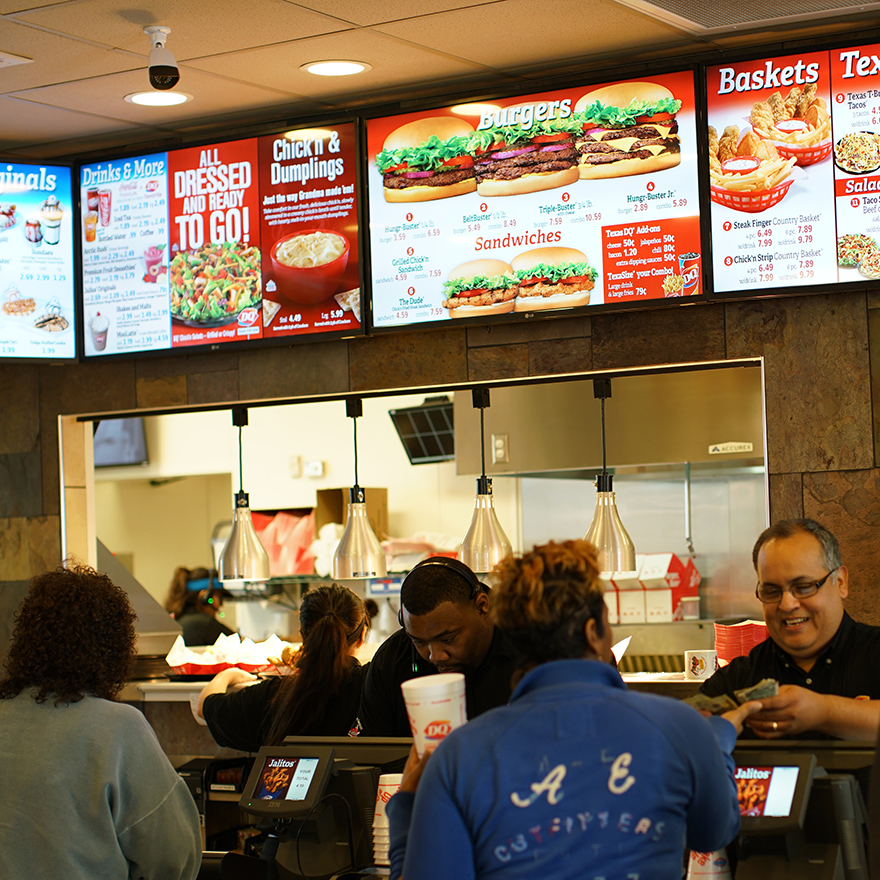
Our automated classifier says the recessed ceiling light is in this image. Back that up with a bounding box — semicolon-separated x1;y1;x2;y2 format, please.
450;103;501;116
302;60;370;77
125;91;191;106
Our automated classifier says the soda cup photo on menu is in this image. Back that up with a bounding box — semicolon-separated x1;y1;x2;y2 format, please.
401;673;467;756
84;211;98;242
98;188;112;226
678;252;701;295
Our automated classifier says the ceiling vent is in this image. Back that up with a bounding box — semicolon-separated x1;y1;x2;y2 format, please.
609;0;880;34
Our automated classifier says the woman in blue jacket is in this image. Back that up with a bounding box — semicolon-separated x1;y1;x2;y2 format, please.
388;539;762;880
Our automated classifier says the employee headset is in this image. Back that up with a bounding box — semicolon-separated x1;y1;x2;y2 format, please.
398;557;488;672
186;574;223;608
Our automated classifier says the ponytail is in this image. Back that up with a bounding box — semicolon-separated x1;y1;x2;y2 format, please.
266;585;368;745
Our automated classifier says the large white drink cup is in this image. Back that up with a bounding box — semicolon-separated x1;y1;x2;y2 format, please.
401;672;467;756
373;773;403;829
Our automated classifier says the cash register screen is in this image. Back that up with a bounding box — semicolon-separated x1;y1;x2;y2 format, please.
736;765;799;816
733;751;815;835
255;756;320;801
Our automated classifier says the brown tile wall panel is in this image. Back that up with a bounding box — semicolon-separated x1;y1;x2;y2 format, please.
0;516;60;582
727;295;872;476
136;375;187;409
349;329;466;391
239;340;350;399
468;342;529;381
466;315;590;348
529;336;592;376
591;303;726;370
768;472;803;522
136;350;239;380
0;365;40;454
0;581;30;662
803;469;880;626
0;452;42;517
187;370;240;405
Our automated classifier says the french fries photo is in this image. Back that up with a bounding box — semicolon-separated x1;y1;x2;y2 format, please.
708;122;797;194
710;156;796;192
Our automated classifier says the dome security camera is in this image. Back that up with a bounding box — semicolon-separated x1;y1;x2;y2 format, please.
145;26;179;91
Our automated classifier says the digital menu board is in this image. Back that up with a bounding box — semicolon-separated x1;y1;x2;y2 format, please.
0;163;75;360
366;71;703;329
707;43;880;294
80;123;361;358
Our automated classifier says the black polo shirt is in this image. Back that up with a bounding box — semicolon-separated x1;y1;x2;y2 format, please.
353;626;516;737
699;612;880;739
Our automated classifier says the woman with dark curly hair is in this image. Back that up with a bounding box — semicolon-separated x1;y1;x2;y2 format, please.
165;565;236;646
0;563;201;880
196;583;370;751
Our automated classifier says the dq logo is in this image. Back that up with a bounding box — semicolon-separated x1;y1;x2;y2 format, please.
425;721;452;740
238;307;259;327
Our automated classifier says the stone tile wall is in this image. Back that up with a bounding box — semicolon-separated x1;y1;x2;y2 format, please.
2;289;880;657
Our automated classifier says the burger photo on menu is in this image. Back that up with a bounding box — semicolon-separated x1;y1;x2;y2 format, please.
573;81;682;179
468;104;582;196
511;246;597;311
441;258;519;318
376;117;477;202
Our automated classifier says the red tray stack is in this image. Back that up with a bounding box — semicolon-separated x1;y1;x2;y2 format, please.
713;620;768;664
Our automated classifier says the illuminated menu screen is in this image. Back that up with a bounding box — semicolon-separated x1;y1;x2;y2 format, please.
707;43;880;293
0;163;75;360
80;123;361;357
366;71;703;329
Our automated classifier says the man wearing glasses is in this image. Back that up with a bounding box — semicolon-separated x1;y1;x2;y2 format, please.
699;518;880;740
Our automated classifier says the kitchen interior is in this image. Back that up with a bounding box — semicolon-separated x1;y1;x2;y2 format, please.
89;358;767;667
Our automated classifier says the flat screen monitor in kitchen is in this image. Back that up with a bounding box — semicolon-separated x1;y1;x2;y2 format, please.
733;750;816;835
0;162;76;361
365;68;705;333
93;417;148;468
704;40;880;299
79;120;363;360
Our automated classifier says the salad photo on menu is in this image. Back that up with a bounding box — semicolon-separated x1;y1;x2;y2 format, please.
169;242;261;326
366;70;702;330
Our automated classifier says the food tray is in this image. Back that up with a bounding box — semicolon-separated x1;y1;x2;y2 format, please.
710;178;793;214
775;139;832;166
169;661;272;676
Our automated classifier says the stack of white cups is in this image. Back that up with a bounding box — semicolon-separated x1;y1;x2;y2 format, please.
372;773;403;871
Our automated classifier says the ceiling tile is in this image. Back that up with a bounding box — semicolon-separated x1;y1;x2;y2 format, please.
286;0;504;27
9;0;356;56
374;0;685;71
186;28;489;98
8;66;309;126
0;19;139;93
0;95;142;152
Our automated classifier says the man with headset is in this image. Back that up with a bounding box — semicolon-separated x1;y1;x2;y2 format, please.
352;557;516;737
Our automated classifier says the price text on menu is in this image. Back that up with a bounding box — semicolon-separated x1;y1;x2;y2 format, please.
0;164;75;359
79;122;361;358
366;70;702;329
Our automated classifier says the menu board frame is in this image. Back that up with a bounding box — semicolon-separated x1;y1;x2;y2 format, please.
701;36;880;302
75;114;366;363
360;64;711;335
0;157;79;363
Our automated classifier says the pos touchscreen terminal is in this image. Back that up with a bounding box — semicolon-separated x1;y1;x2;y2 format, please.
240;746;335;819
